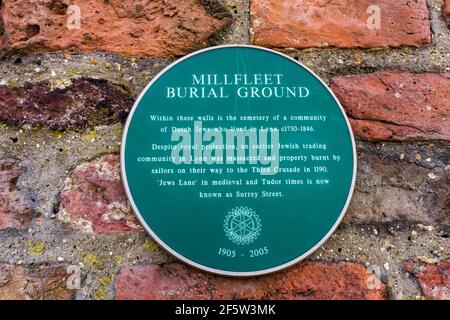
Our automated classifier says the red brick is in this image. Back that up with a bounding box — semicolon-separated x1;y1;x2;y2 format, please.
0;79;133;130
330;72;450;141
0;264;75;300
405;260;449;300
251;0;431;49
0;0;231;57
444;0;450;26
115;262;388;300
0;159;32;231
57;155;139;234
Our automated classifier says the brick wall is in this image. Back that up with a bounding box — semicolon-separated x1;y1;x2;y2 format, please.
0;0;448;300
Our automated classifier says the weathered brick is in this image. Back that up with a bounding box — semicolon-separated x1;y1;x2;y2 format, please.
444;0;450;26
405;260;449;300
251;0;431;49
0;0;231;57
0;79;133;130
347;154;449;225
0;159;32;231
57;155;139;234
0;264;74;300
115;262;388;300
330;72;450;141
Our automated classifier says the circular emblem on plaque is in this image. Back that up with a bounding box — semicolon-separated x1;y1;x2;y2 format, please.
121;45;356;276
224;207;262;245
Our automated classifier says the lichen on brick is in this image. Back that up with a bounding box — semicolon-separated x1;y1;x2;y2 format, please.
83;253;103;269
28;241;46;255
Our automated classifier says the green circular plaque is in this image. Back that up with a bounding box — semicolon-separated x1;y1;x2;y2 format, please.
122;45;356;276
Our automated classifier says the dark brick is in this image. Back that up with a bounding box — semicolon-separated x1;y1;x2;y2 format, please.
0;79;134;129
